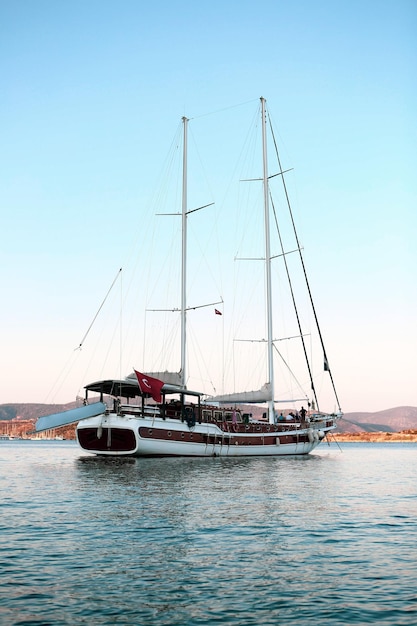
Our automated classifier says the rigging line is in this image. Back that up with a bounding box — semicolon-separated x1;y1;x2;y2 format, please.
44;348;81;404
189;98;259;121
119;269;123;379
327;431;343;452
76;268;123;350
272;343;309;401
269;192;320;411
147;298;223;313
268;111;342;413
187;323;218;395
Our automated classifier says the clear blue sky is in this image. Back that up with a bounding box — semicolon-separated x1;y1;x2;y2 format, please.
1;0;416;412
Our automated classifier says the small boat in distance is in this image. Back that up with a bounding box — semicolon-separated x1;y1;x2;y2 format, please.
36;98;342;456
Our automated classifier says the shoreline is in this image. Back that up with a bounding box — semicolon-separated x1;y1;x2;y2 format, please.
331;431;417;443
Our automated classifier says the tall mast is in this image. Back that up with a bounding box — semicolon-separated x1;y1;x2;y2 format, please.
261;97;275;424
180;116;188;388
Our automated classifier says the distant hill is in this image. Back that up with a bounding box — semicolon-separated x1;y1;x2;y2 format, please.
0;402;77;422
335;406;417;433
1;403;416;434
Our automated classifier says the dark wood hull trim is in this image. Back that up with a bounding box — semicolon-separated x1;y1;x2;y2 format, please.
138;426;312;446
76;419;334;455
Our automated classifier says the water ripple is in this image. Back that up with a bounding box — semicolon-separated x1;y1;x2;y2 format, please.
0;441;416;624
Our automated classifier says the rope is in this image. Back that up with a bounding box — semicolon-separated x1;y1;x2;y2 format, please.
270;192;319;410
268;111;342;413
76;268;122;350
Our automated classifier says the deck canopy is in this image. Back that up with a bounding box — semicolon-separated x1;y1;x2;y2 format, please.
84;377;202;400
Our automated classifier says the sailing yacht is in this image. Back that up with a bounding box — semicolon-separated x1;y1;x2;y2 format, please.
36;98;341;456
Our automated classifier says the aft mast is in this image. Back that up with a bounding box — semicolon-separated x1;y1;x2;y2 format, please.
261;98;275;425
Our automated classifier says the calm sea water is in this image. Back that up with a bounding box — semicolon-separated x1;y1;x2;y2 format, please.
0;440;416;625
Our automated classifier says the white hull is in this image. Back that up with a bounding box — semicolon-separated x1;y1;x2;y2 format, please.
76;411;335;457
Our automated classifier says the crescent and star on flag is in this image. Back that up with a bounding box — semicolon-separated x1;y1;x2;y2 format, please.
134;370;164;403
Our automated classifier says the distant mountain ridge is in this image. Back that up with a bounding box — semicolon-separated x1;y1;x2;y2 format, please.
1;403;416;434
335;406;417;433
0;402;77;422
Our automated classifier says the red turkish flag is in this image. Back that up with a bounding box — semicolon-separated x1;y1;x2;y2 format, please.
215;308;222;315
134;370;164;403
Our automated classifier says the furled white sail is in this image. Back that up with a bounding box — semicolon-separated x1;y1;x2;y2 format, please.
207;383;272;404
126;371;182;386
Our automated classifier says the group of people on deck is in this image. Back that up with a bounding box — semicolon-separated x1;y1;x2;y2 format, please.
274;406;308;424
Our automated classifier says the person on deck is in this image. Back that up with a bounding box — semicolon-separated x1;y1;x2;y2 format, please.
300;406;307;421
